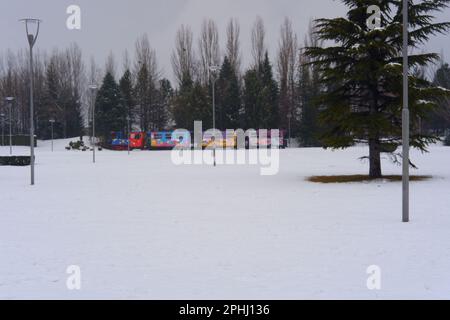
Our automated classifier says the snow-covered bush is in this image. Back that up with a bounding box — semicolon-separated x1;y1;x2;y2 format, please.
444;132;450;147
67;140;85;150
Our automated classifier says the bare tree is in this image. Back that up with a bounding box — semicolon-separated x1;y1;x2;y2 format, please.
123;49;131;73
171;24;196;87
198;18;220;85
226;18;241;74
251;16;266;68
105;51;116;78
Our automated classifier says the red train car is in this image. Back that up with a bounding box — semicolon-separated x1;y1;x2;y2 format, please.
129;132;146;150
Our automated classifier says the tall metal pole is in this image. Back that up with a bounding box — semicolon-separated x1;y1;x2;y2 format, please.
30;44;35;185
127;116;130;155
402;0;410;223
0;114;4;147
21;18;41;186
287;114;292;148
50;120;54;152
92;91;96;163
209;65;219;167
212;78;216;167
9;101;13;155
89;85;98;164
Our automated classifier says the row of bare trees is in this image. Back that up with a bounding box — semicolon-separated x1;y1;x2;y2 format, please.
0;17;329;144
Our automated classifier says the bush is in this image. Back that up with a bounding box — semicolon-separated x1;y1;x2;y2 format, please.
444;133;450;147
0;156;31;166
67;140;85;150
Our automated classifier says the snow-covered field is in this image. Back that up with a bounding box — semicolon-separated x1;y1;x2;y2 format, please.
1;138;450;299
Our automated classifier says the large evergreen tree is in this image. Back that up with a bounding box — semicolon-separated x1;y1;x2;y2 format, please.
243;69;262;129
119;69;135;130
305;0;450;178
173;75;194;130
95;72;127;140
217;56;242;130
155;78;174;130
243;52;279;129
134;62;154;132
260;52;279;129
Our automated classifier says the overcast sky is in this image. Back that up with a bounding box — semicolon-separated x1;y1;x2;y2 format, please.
1;0;449;81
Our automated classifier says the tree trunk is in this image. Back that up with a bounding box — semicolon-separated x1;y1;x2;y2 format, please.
369;138;382;178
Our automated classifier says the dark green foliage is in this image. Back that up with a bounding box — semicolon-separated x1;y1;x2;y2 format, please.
0;156;31;167
95;72;127;140
243;52;279;129
134;63;155;132
173;76;211;131
68;140;86;150
216;56;242;130
38;56;83;139
119;69;135;124
260;53;279;129
305;0;450;177
298;55;323;147
154;78;173;130
445;132;450;146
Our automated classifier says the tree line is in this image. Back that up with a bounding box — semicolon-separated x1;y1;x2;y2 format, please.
1;10;449;152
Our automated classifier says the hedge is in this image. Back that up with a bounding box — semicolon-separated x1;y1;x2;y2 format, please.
0;156;32;166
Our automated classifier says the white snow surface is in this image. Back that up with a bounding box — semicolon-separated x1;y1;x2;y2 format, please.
1;138;450;300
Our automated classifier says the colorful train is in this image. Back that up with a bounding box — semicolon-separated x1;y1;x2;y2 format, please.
106;130;287;151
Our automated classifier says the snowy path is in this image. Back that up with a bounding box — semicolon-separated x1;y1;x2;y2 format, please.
1;140;450;299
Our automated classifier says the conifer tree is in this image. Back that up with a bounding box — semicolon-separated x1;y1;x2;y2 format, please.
305;0;450;178
217;56;242;130
119;69;135;129
95;72;127;140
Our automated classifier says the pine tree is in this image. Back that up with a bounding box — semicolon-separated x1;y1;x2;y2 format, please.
305;0;450;178
243;52;279;130
243;69;261;129
217;56;241;130
119;69;135;129
260;52;279;129
155;78;173;130
95;72;127;140
173;74;194;130
134;62;154;132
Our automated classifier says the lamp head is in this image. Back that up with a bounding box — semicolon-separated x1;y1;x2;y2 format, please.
19;18;42;47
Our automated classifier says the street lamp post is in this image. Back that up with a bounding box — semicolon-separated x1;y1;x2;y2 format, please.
209;65;220;167
287;114;292;148
402;0;410;223
20;18;41;186
0;113;4;147
6;97;14;155
127;115;131;155
49;119;55;152
89;85;98;163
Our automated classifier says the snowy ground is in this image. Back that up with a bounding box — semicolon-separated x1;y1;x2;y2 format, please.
1;138;450;300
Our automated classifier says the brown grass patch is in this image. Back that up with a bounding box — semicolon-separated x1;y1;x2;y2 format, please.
307;175;433;184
